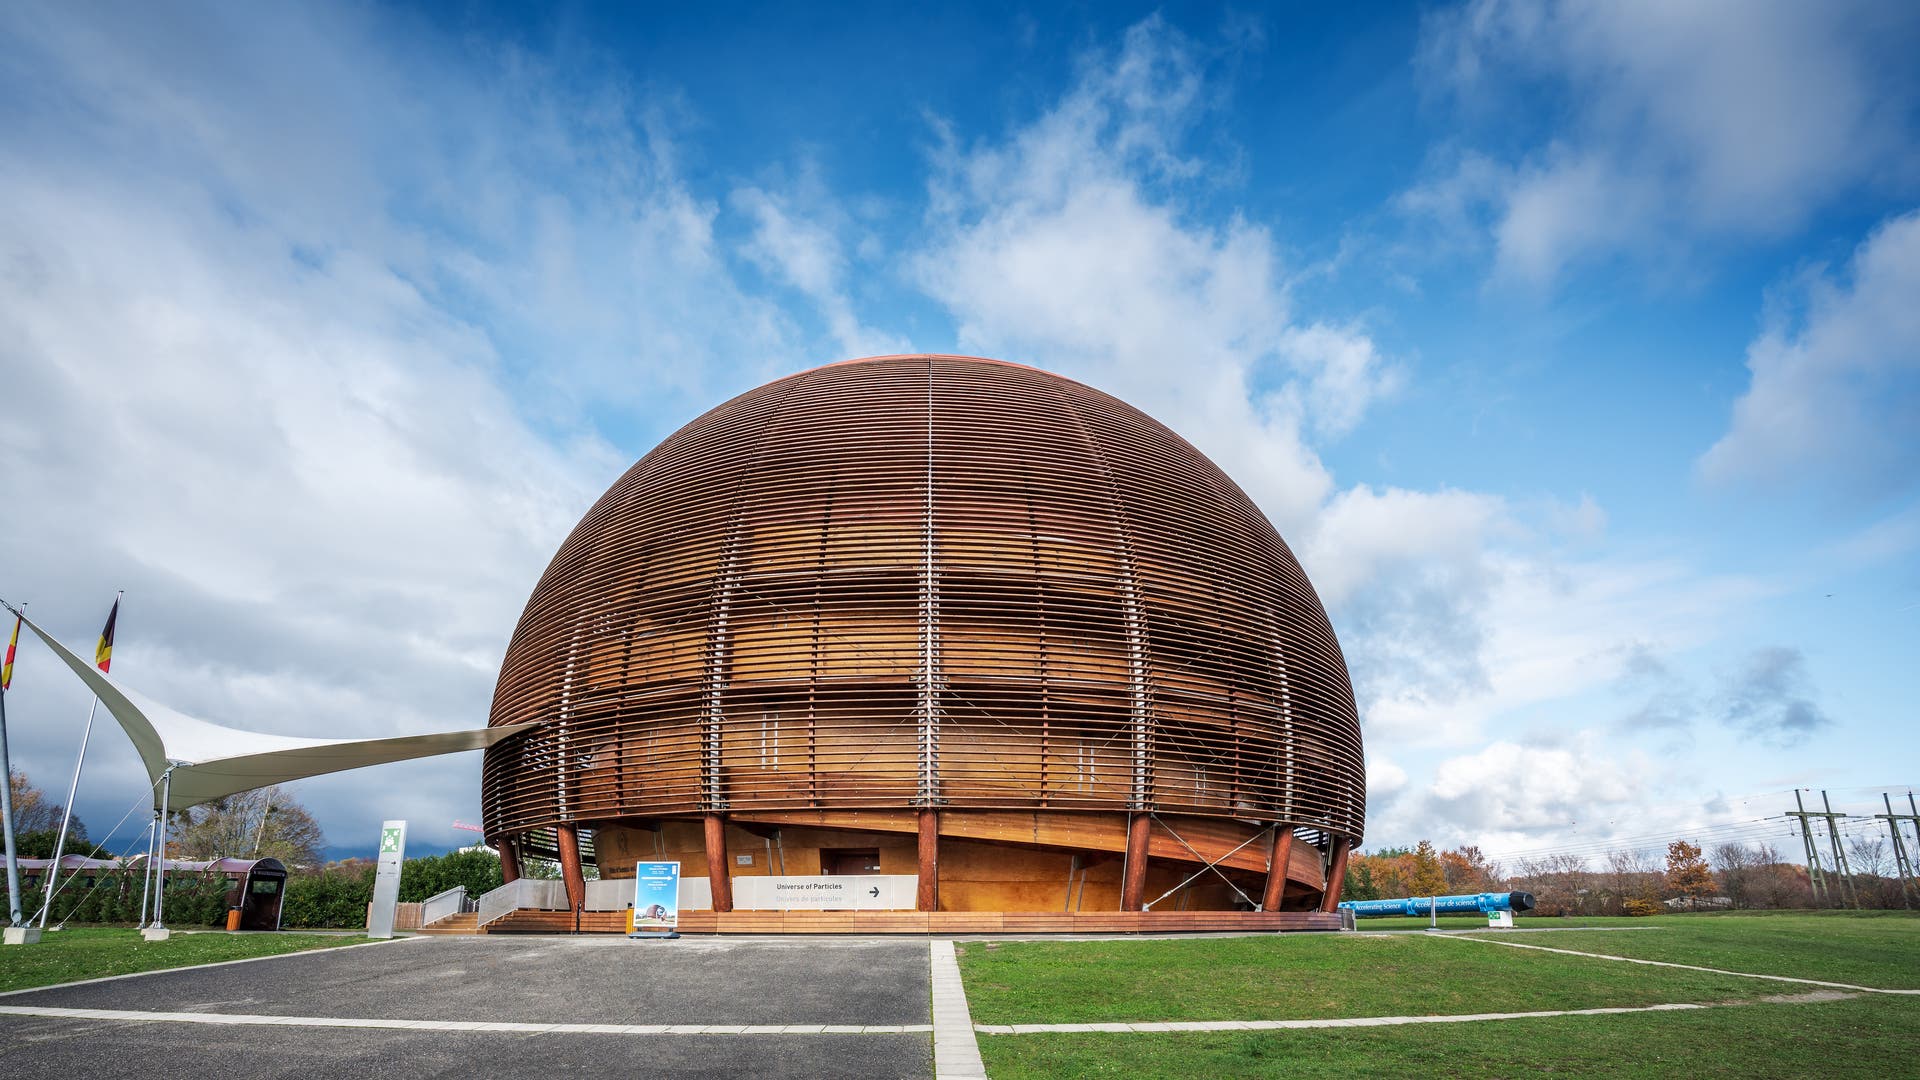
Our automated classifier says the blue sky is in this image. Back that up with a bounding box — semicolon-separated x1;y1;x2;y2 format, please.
2;2;1915;866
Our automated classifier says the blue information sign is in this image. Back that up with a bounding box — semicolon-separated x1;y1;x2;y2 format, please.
630;861;681;937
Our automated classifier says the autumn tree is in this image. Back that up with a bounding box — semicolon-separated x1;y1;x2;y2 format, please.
1440;845;1501;892
8;768;87;859
1409;840;1447;896
172;786;325;867
1665;840;1715;909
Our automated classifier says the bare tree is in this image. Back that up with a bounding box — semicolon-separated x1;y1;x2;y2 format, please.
172;786;325;867
1713;843;1756;909
1846;835;1890;879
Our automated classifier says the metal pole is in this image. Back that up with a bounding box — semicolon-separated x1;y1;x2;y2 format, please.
1822;791;1859;909
250;789;272;858
1884;793;1915;909
1792;790;1827;905
1429;894;1437;931
152;769;172;930
38;697;100;928
136;812;157;928
0;686;25;926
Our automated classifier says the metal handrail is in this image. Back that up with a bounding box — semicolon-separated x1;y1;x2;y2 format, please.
419;885;468;926
476;878;569;927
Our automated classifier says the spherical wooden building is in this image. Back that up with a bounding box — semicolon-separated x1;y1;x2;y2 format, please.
482;355;1363;931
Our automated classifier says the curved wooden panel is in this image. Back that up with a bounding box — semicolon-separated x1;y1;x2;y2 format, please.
483;356;1364;846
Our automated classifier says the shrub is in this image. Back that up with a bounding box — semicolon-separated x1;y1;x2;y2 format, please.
399;849;503;903
280;864;376;929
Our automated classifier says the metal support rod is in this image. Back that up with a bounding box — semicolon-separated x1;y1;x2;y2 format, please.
917;361;940;807
0;686;24;927
1142;815;1265;911
39;697;100;928
136;812;157;928
151;767;173;930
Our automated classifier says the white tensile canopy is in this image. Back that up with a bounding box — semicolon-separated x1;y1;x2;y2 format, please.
9;607;532;811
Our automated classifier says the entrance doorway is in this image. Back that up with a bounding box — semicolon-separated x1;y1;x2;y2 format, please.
821;848;880;875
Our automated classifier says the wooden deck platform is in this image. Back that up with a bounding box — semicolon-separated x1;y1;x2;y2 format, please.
481;908;1344;935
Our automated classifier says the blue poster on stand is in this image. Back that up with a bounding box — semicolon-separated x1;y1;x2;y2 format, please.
630;861;681;937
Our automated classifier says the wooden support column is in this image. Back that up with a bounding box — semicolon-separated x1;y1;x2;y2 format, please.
704;813;734;913
916;808;940;912
555;825;585;913
1261;824;1295;911
1319;838;1352;913
496;838;521;884
1120;812;1151;911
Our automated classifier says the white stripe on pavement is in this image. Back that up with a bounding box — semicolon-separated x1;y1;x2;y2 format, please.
0;1006;931;1035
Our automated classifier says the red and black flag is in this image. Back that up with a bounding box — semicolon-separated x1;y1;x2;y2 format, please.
2;612;18;690
94;597;119;673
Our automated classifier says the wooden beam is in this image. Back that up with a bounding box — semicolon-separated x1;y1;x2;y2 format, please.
555;826;585;913
704;813;734;913
1319;838;1352;913
916;809;940;912
1261;825;1294;911
1120;813;1151;911
496;838;521;885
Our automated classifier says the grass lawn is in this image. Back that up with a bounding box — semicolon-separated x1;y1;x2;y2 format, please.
0;928;371;993
976;994;1920;1079
963;912;1920;1077
1463;911;1920;989
959;933;1778;1025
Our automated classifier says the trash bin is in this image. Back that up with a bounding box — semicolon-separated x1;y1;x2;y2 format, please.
226;906;242;931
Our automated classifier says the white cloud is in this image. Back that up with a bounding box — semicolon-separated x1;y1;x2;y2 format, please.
732;185;910;359
0;3;840;851
1367;756;1409;801
1421;736;1650;845
916;15;1767;777
917;15;1398;535
1411;0;1920;284
1699;208;1920;496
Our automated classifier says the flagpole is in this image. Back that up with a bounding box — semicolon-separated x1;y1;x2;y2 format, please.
37;699;98;928
1;603;26;930
136;812;156;929
38;590;121;930
1;683;24;927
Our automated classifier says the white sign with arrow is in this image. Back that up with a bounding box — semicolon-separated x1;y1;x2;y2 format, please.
730;874;917;911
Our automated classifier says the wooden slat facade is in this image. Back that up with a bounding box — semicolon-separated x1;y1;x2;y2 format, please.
481;356;1364;920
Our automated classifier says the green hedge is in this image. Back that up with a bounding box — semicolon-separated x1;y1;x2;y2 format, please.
278;864;374;928
23;869;231;927
20;849;507;930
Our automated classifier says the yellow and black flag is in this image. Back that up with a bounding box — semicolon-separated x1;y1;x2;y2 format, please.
94;598;119;673
2;612;18;690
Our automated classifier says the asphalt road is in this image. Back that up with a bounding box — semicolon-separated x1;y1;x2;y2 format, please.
0;936;934;1078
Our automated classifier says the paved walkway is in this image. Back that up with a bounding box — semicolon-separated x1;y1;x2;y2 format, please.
0;936;935;1078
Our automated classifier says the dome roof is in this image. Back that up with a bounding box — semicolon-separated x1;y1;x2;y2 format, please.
483;355;1364;843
